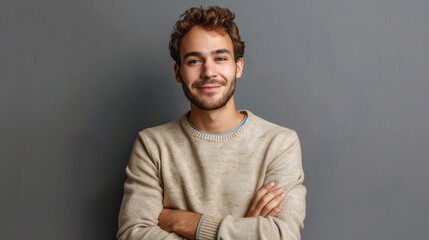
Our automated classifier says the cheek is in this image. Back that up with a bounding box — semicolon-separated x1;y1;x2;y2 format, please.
227;66;238;78
182;68;200;81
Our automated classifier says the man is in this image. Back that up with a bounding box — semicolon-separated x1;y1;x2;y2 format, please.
117;6;306;240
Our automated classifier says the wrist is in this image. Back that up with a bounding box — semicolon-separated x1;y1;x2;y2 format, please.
171;210;202;240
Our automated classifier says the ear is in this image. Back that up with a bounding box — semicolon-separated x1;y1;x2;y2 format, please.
235;58;244;79
174;63;182;83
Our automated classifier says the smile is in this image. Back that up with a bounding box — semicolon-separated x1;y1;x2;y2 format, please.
196;85;222;92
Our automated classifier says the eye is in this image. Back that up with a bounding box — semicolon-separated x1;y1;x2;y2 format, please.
189;59;202;64
216;57;227;61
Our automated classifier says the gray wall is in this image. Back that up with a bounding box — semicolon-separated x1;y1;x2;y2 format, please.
1;0;428;239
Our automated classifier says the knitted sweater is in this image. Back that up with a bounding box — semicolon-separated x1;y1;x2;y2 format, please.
117;110;306;240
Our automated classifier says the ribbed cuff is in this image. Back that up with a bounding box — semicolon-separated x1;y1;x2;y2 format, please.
198;215;222;240
195;214;205;240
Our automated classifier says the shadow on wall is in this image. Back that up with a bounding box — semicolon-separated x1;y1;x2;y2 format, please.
67;58;182;239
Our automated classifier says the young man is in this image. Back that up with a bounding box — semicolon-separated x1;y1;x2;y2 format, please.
117;6;306;240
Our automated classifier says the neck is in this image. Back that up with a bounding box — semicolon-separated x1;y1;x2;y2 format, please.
188;97;244;133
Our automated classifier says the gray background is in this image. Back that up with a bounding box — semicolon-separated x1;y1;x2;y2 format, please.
1;0;428;239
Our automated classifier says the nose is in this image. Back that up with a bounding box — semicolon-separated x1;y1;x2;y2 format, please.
200;60;217;79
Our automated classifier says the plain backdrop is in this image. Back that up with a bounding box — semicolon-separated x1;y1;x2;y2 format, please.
1;0;428;239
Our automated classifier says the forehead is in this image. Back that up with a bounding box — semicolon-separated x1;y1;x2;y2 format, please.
180;26;234;58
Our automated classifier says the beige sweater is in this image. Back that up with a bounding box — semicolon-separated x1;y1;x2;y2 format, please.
117;110;306;240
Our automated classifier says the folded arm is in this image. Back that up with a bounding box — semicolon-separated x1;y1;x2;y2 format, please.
118;131;306;240
158;182;285;239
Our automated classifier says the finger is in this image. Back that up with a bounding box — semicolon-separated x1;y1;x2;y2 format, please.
247;182;276;216
251;187;283;217
255;182;276;203
260;192;285;217
267;204;283;217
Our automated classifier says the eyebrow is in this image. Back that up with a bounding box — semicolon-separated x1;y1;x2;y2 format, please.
183;48;232;59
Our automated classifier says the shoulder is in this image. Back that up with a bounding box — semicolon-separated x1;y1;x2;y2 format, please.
136;114;187;144
246;111;302;165
245;110;299;141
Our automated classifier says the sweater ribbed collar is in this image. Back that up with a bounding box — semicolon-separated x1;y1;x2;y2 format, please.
181;110;255;142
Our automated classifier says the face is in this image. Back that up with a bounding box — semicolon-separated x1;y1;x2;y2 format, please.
174;26;243;111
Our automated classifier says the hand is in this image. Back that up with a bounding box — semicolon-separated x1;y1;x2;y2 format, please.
246;182;285;217
158;208;202;240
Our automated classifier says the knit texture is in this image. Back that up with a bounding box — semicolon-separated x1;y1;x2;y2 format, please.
117;110;306;240
198;215;222;240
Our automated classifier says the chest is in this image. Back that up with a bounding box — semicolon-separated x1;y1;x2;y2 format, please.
159;140;270;216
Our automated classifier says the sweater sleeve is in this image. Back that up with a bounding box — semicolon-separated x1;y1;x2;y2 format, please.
197;131;306;240
117;133;184;240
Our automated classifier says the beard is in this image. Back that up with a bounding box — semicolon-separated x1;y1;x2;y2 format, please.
181;76;236;111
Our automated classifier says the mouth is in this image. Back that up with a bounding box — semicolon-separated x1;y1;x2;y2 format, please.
196;85;222;93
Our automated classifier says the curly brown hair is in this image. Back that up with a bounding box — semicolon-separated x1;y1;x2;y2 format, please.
169;6;245;66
